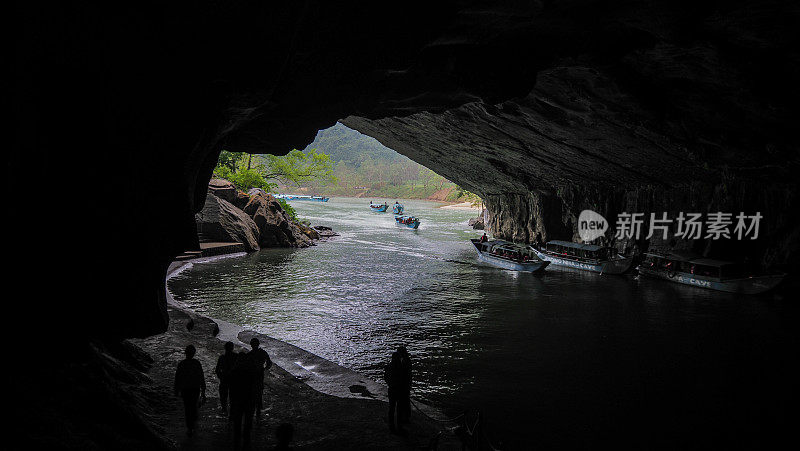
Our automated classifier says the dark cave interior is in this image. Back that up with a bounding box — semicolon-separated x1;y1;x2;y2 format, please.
12;1;799;448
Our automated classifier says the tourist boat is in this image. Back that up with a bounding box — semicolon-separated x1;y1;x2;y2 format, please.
636;252;785;294
532;240;633;274
471;239;550;272
275;194;329;202
369;202;389;212
395;215;420;229
392;202;405;215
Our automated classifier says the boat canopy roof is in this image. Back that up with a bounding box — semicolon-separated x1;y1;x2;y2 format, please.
547;240;604;252
491;240;536;252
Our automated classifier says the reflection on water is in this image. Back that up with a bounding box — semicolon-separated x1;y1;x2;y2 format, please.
168;197;796;448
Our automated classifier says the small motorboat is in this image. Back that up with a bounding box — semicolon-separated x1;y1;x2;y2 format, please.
392;202;405;215
636;252;785;294
369;202;389;212
471;239;550;272
395;215;420;229
532;240;633;274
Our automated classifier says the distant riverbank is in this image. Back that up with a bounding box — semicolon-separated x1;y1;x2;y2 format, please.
274;185;478;204
438;201;482;211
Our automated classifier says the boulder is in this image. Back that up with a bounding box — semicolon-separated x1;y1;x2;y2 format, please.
298;223;321;240
313;225;340;238
243;192;313;248
195;192;260;252
208;178;238;204
231;191;251;210
468;214;485;230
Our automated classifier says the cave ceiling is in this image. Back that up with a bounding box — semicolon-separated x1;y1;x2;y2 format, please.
218;0;798;197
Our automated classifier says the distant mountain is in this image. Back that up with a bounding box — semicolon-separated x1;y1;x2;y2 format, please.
303;122;410;167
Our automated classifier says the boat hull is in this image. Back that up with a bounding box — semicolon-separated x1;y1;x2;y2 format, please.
636;267;785;294
471;242;549;272
396;221;420;229
277;195;329;201
369;205;388;212
532;248;633;274
394;215;420;228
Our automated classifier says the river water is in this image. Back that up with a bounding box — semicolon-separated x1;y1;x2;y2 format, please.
168;197;796;449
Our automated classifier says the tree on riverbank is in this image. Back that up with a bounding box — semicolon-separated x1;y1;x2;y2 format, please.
213;125;483;204
213;150;337;220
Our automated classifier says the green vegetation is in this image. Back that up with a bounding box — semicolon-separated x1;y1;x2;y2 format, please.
213;149;335;192
276;198;298;222
289;123;479;202
261;149;337;187
212;150;334;222
212;123;481;205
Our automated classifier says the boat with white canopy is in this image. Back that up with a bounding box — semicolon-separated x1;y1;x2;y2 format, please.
532;240;633;274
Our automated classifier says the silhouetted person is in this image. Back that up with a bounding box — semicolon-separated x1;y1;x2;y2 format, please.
274;423;294;451
174;344;206;437
480;233;488;243
385;346;412;433
248;337;272;418
229;351;257;449
215;341;238;414
397;346;412;424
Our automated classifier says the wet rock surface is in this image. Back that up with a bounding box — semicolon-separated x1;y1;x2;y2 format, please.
313;225;340;239
468;213;485;230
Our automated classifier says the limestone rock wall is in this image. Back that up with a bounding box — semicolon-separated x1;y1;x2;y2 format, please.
483;180;798;270
195;192;260;252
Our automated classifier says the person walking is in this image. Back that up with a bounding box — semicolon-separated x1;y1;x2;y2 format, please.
174;344;206;437
229;351;257;449
248;337;272;419
215;341;238;415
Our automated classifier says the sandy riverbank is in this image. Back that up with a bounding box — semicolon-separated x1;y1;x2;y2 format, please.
438;201;482;211
131;256;460;449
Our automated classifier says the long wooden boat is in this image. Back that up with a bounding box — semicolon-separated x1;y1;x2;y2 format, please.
471;239;550;272
532;240;633;274
369;202;388;212
275;194;329;202
636;252;785;294
395;215;420;229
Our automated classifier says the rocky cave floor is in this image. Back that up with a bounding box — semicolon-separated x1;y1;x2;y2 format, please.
128;307;455;450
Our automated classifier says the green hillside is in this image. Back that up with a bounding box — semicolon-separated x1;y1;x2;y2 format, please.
292;123;471;201
303;122;407;166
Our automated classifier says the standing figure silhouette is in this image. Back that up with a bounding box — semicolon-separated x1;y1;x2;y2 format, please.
174;344;206;437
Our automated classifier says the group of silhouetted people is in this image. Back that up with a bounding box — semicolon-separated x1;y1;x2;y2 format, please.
176;337;288;450
176;338;414;446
